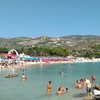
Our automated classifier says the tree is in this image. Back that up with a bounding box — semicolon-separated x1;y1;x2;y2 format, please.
0;47;8;53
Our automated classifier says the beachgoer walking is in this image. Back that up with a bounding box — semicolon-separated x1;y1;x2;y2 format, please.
47;81;52;96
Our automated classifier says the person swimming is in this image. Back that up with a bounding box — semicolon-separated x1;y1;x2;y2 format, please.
65;88;69;92
59;72;64;75
56;88;63;95
56;84;69;95
75;80;83;89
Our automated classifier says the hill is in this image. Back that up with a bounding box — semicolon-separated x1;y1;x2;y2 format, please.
0;35;100;50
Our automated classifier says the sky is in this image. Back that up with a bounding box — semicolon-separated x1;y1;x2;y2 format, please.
0;0;100;38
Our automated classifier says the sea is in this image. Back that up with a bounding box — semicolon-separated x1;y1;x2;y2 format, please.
0;62;100;100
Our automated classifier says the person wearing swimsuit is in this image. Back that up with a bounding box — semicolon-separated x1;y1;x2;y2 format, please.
47;81;52;96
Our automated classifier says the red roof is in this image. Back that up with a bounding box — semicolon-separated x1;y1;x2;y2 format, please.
2;54;16;57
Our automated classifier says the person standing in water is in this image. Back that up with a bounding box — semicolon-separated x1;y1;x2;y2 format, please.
91;74;96;82
84;78;92;95
22;73;27;80
47;81;52;96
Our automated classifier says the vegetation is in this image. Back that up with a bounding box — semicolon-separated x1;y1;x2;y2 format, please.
26;47;69;57
0;35;100;58
0;47;8;53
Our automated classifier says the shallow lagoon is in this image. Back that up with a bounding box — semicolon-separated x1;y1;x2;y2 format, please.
0;62;100;100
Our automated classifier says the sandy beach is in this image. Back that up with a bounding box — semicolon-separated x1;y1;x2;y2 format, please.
25;58;100;65
0;58;100;70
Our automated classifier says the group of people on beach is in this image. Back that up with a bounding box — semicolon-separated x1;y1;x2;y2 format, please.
47;81;69;96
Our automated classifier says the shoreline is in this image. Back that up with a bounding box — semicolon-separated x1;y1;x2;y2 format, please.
25;58;100;65
0;58;100;70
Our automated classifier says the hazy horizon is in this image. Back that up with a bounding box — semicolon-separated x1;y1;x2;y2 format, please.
0;34;100;39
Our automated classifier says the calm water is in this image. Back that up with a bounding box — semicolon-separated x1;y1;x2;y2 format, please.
0;62;100;100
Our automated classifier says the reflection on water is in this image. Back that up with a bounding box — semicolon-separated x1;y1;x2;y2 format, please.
0;62;100;100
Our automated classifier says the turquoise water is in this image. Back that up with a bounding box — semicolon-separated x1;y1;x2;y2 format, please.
0;62;100;100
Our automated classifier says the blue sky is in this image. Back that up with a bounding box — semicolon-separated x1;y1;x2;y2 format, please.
0;0;100;38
